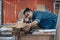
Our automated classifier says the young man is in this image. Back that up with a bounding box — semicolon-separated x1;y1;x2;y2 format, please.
22;8;58;31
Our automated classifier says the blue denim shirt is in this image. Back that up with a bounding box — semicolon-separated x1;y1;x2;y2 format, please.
32;11;58;29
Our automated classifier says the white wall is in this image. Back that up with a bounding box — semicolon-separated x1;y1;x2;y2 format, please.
0;0;2;25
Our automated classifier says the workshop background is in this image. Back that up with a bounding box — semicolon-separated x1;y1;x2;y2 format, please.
2;0;59;24
0;0;60;40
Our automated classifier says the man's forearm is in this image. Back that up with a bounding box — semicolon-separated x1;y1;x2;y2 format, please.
30;21;38;27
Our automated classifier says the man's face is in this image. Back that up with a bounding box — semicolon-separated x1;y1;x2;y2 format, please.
24;11;33;19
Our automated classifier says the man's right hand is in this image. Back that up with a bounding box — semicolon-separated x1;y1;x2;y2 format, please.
22;24;31;32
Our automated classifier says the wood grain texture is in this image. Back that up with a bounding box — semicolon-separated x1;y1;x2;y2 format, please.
2;0;55;24
19;35;54;40
56;5;60;40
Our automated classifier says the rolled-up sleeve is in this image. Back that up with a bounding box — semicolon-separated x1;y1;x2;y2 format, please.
34;15;41;23
35;19;40;23
33;11;42;23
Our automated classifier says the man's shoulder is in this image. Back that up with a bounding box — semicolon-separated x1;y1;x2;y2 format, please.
33;11;43;15
33;11;42;13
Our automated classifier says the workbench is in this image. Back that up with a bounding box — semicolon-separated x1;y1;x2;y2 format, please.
12;28;55;40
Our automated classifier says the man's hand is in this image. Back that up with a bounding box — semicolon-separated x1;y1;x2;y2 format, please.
22;20;38;32
22;24;31;32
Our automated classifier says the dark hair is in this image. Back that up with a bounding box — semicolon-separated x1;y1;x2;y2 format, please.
23;8;32;15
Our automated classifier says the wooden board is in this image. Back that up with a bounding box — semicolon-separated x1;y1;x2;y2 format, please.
56;4;60;40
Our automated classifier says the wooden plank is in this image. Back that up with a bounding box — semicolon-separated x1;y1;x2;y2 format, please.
56;4;60;40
